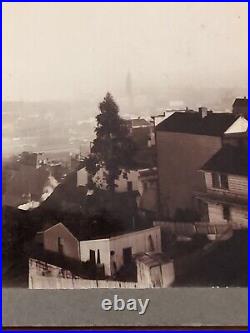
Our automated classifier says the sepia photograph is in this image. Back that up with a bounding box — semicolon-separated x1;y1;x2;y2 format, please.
2;1;248;328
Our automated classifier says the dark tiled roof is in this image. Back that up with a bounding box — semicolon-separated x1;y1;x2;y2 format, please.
233;98;248;108
201;144;248;176
156;112;237;136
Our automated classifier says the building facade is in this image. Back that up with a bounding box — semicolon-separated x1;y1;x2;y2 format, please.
36;223;80;260
79;226;162;276
232;97;248;119
155;111;243;219
196;144;248;229
136;252;175;288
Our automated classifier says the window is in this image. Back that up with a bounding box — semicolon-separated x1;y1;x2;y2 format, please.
127;181;133;191
57;237;64;255
220;174;229;189
123;247;132;264
97;249;101;264
148;235;155;252
212;172;220;188
89;250;96;265
212;172;229;190
223;205;230;221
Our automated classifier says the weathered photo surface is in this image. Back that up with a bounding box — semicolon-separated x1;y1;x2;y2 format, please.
3;2;247;296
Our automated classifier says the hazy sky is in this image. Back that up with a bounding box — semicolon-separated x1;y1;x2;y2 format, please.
3;2;248;102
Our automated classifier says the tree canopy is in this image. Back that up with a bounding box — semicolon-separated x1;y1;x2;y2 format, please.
83;92;136;191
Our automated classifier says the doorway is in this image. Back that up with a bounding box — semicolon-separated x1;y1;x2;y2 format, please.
123;247;132;265
89;249;96;265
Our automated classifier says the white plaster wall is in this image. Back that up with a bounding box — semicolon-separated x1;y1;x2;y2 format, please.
77;167;88;187
137;260;175;288
109;227;161;272
79;238;111;275
161;262;175;287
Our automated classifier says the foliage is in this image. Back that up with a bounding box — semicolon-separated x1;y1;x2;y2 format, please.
85;92;136;191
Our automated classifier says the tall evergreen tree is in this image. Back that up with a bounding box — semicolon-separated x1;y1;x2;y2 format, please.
84;92;136;192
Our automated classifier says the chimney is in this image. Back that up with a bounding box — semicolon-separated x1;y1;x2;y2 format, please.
199;107;208;118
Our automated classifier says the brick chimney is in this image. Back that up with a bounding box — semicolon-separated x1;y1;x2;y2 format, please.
198;107;208;118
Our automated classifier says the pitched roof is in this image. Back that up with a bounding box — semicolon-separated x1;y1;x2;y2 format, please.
233;98;248;108
156;112;237;136
126;118;151;128
200;144;248;176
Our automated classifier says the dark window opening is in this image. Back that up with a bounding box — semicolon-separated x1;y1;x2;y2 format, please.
123;247;132;265
148;235;155;251
221;174;229;189
127;181;133;191
57;237;64;255
212;172;220;188
223;205;230;221
97;249;101;264
113;261;117;272
89;249;96;265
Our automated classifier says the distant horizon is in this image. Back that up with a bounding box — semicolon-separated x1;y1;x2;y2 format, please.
3;2;247;102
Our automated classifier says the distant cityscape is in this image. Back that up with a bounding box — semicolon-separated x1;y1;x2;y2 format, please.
3;95;247;289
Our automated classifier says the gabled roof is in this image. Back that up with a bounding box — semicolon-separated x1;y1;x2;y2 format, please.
200;144;247;177
156;112;237;136
126;118;151;128
233;98;248;108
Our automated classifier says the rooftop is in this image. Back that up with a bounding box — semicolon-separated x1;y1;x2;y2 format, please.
233;97;248;108
200;144;247;177
38;222;159;242
156;112;237;136
126;118;152;128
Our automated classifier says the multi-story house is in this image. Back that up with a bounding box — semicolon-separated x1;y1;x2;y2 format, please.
155;109;246;219
196;142;247;229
